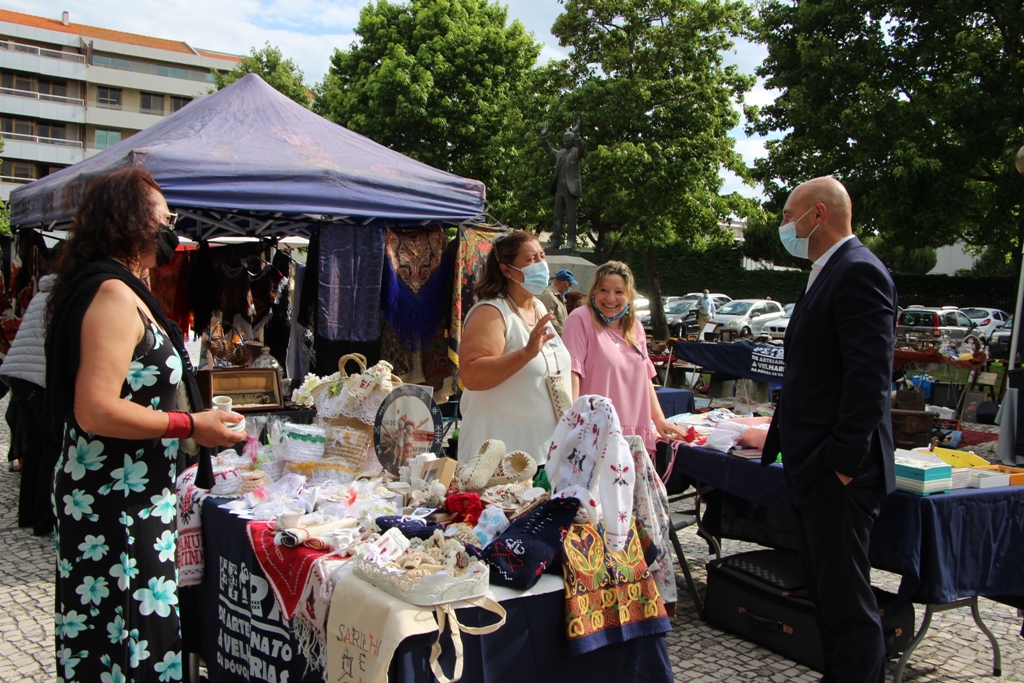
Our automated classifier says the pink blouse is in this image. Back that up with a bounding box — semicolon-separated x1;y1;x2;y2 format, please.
561;306;658;451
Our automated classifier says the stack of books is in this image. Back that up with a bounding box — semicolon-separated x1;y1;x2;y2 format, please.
894;454;953;496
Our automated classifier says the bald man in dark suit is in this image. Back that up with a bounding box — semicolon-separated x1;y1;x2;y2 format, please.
762;177;898;683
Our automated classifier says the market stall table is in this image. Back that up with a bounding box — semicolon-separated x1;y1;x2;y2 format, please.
663;442;1024;682
654;387;695;417
192;497;675;683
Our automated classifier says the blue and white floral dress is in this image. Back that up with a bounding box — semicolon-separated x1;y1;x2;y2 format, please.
53;312;184;683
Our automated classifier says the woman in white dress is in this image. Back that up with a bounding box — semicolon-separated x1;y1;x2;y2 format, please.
457;231;571;466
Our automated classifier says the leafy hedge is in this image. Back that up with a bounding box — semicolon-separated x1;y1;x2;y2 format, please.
626;243;1018;311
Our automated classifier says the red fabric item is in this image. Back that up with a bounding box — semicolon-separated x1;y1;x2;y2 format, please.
246;521;328;620
893;349;987;371
445;492;484;526
149;251;191;334
164;410;193;439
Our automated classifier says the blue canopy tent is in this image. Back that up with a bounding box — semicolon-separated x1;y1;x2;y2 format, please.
9;73;487;237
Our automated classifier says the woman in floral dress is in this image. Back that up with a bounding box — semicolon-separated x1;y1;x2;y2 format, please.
45;168;245;683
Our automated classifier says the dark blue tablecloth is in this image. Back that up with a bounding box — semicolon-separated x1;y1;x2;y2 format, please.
655;387;695;417
194;498;674;683
668;443;1024;605
673;340;785;383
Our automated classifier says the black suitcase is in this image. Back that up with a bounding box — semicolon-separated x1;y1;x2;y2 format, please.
705;549;914;672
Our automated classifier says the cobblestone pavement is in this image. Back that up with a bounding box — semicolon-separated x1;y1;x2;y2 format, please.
0;401;1020;682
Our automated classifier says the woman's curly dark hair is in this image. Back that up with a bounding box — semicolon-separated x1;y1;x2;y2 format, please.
474;231;540;300
47;168;164;324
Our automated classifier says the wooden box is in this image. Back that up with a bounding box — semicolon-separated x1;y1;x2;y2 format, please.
197;368;283;412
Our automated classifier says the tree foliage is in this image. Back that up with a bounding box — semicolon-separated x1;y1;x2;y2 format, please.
314;0;540;196
213;43;312;107
861;235;936;275
533;0;755;336
750;1;1024;271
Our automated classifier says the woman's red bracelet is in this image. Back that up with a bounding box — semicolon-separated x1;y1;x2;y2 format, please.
164;410;194;439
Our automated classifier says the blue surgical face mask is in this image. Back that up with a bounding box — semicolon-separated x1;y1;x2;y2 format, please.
509;261;550;296
591;297;630;323
778;206;819;260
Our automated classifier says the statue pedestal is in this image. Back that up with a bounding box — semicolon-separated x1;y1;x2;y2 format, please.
546;253;598;294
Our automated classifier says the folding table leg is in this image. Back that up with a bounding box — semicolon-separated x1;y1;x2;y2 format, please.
893;605;934;683
970;596;1002;676
669;527;705;621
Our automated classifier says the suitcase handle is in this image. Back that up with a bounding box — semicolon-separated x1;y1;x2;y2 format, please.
738;606;794;635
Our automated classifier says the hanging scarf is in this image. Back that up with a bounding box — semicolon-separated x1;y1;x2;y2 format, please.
45;258;215;488
381;226;452;351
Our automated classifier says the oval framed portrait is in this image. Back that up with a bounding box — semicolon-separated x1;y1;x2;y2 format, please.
373;384;443;477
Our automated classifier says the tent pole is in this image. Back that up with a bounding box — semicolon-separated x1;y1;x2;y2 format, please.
1010;244;1024;372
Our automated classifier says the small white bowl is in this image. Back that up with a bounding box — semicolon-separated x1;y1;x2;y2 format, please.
276;510;304;530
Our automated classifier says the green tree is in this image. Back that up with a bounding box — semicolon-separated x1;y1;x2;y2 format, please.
861;235;936;275
314;0;540;194
542;0;756;338
213;43;311;107
750;1;1024;272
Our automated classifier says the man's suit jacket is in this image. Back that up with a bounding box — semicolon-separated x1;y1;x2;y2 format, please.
762;237;898;493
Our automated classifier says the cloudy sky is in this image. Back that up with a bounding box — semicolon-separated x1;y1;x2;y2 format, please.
12;0;777;198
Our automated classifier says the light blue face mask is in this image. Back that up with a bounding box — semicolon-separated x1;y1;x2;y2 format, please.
509;261;550;296
778;206;819;260
591;297;630;323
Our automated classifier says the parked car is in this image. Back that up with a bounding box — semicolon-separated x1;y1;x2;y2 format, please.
641;299;696;335
960;307;1009;340
712;299;786;339
761;303;796;339
989;316;1017;361
896;306;978;343
635;297;651;316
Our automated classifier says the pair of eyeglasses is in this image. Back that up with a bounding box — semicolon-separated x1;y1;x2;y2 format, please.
159;212;179;229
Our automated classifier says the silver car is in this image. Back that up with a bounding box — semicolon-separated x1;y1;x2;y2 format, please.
896;306;977;343
712;299;787;339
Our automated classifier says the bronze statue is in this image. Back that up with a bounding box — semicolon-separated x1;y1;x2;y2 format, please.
540;120;584;250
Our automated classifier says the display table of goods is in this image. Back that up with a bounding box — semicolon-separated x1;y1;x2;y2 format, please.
186;372;678;683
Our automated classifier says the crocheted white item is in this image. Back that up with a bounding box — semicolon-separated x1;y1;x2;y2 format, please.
279;423;327;463
486;451;538;487
292;371;341;407
546;395;636;552
353;556;490;606
316;361;396;424
457;440;505;493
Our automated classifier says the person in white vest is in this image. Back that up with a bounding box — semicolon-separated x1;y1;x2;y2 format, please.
0;274;57;534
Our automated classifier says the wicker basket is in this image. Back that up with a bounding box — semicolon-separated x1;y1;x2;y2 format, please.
207;324;247;365
324;425;372;472
311;353;402;432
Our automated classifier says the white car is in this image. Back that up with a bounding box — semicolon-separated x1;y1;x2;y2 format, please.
960;307;1009;340
712;299;787;339
761;303;795;339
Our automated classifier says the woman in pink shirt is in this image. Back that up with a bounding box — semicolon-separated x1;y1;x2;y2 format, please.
561;261;685;453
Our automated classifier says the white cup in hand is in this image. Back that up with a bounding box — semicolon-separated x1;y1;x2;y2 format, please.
212;396;232;412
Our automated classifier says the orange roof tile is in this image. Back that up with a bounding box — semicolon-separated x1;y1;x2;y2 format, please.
0;8;215;56
195;49;242;63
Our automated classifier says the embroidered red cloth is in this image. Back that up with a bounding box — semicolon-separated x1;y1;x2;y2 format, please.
246;520;329;620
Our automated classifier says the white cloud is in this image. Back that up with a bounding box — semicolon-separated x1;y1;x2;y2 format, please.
7;0;356;83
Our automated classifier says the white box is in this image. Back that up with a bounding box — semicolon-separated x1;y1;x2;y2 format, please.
968;470;1010;489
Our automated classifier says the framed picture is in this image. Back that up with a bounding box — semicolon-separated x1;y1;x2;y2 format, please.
960;390;986;423
373;384;443;477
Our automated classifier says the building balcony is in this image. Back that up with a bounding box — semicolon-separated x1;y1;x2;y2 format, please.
0;87;85;124
0;40;86;81
0;175;33;201
0;39;85;64
0;135;84;165
85;104;163;131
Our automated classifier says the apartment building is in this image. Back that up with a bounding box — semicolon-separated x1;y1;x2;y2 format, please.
0;9;240;200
